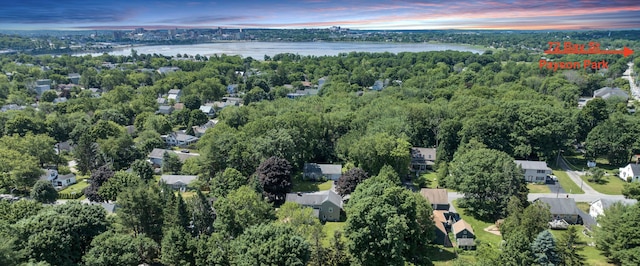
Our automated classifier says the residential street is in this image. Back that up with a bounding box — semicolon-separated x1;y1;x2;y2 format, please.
623;62;639;100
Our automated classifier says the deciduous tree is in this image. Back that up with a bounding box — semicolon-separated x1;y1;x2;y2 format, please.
30;180;58;204
449;148;528;221
257;156;293;204
336;167;368;196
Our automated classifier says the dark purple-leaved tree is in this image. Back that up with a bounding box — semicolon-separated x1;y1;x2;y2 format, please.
256;156;292;204
336;167;369;196
83;164;115;202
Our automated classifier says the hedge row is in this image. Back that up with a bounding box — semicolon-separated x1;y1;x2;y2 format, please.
58;191;84;200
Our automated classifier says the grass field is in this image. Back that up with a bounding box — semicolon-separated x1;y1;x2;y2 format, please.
552;169;585;194
579;174;625;195
321;221;346;247
527;183;551;193
292;180;333;192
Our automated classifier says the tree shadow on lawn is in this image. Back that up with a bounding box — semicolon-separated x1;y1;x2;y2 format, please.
426;245;457;263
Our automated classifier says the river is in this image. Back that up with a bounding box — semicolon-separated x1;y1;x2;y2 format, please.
76;41;485;59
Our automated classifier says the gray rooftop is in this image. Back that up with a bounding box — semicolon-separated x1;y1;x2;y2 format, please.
303;163;342;176
148;148;199;162
285;190;343;209
627;163;640;176
514;160;551;171
535;197;578;215
160;175;198;186
593;87;629;100
596;198;637;210
411;147;437;164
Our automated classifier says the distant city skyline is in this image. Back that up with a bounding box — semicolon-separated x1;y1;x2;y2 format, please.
1;0;639;31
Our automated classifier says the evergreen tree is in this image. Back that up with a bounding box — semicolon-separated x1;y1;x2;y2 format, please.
131;159;154;181
162;151;182;174
187;190;215;237
161;226;194;266
530;230;561;266
557;226;585;266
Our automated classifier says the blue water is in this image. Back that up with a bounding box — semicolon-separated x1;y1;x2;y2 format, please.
77;41;484;59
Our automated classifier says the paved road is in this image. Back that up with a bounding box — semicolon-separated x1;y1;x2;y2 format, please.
623;62;639;100
557;156;601;196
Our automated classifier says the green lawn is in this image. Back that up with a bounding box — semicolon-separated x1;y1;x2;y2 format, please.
527;183;551;193
321;221;346;247
451;200;502;246
576;202;590;213
579;174;626;195
58;175;89;196
552;169;585;194
292;180;333;192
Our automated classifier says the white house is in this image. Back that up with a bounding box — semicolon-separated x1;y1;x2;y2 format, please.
199;105;215;117
162;132;199;147
514;160;552;182
160;175;198;192
167;89;182;102
589;198;637;221
619;163;640;182
53;174;77;188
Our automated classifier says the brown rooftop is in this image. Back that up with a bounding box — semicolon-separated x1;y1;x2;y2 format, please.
420;188;448;205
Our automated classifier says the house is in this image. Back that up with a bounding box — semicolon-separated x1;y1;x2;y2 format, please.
227;84;238;95
301;81;312;88
36;79;52;86
619;163;640;182
433;210;452;247
514;160;552;183
285;190;343;222
287;88;319;99
371;80;384;91
317;77;326;90
35;85;51;96
157;66;180;75
147;148;199;167
589;198;637;220
68;73;81;84
411;147;437;173
191;119;218;137
199;105;215;117
157;97;167;105
593;87;628;101
167;89;182;102
303;163;342;181
53;173;77;188
419;188;450;211
160;175;198;191
162;132;199;147
41;169;59;182
452;219;475;249
41;169;76;188
534;197;581;224
157;105;174;115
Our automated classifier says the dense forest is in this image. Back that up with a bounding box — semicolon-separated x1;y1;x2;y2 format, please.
0;33;639;265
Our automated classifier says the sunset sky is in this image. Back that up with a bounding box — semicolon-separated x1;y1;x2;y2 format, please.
1;0;639;31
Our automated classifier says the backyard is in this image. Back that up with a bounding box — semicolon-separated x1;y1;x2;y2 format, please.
292;179;333;192
58;175;89;197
